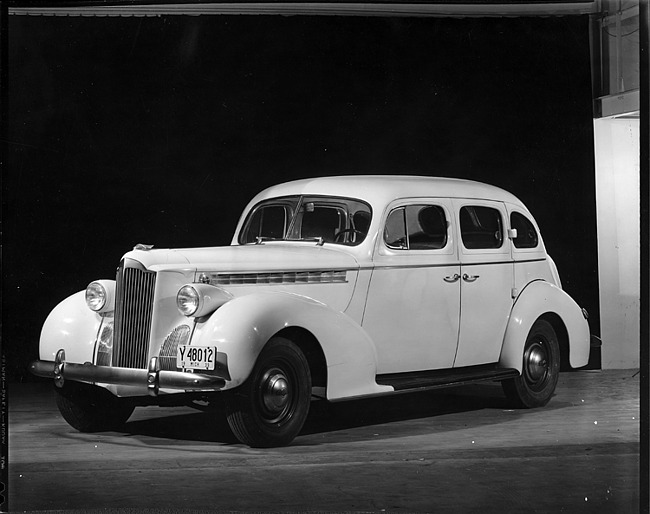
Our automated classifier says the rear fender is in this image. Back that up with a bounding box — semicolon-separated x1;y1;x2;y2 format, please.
499;280;590;372
190;291;392;400
39;291;103;364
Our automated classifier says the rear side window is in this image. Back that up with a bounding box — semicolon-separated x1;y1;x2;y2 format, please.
510;212;539;249
384;205;448;250
459;206;503;249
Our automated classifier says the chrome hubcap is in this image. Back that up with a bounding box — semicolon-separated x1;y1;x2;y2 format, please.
261;368;291;423
524;341;549;388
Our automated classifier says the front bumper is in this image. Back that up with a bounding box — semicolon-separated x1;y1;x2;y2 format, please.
30;349;226;396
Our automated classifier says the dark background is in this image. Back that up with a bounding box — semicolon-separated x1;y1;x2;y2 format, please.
4;13;599;380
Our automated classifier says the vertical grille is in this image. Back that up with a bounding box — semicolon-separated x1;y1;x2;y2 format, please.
112;263;156;369
159;325;191;371
96;322;114;366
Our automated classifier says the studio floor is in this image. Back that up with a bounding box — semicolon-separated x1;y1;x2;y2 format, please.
8;369;640;513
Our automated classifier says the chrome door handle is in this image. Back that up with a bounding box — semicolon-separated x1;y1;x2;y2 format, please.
462;273;480;282
443;274;460;283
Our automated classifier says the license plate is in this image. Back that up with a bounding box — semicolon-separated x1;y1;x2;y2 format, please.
177;345;216;371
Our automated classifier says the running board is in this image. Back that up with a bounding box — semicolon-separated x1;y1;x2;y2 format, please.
376;364;520;393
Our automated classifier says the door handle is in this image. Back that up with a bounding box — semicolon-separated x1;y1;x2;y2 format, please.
462;273;480;282
443;273;460;283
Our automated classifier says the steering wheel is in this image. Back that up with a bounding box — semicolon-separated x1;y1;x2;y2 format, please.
334;228;364;242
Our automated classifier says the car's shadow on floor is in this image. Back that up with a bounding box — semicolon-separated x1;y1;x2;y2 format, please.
302;383;511;435
123;403;240;444
121;382;553;446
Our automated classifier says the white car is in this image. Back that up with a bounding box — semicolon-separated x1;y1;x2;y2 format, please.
32;176;590;447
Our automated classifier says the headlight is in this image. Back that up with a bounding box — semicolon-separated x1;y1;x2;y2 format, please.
177;285;200;316
176;282;233;317
85;280;116;313
86;282;106;311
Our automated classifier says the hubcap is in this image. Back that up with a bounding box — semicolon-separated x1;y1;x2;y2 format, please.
524;341;549;389
260;368;292;423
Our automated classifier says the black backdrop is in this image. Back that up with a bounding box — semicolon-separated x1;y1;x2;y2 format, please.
5;13;599;380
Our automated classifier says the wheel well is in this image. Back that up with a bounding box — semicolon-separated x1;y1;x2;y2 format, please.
274;327;327;390
539;312;571;371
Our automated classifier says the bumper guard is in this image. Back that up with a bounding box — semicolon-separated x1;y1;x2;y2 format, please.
30;349;226;396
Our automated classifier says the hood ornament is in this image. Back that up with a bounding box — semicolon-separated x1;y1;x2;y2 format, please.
134;243;154;251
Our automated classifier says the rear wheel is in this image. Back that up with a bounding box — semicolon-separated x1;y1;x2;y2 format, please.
55;381;135;432
502;319;560;408
225;337;311;447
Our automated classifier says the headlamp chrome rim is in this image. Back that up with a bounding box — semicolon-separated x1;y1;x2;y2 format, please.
85;281;107;312
177;285;200;316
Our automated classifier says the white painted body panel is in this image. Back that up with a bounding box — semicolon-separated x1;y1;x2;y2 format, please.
40;291;101;364
452;199;514;367
147;267;196;361
363;264;461;373
363;198;460;373
189;291;392;399
210;275;358;316
124;243;360;274
456;261;513;366
513;259;557;297
500;280;590;371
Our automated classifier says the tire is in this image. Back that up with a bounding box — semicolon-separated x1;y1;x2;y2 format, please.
502;319;560;408
224;337;311;447
55;381;135;432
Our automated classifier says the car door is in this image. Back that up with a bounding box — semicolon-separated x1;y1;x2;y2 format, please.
452;199;514;368
362;199;460;374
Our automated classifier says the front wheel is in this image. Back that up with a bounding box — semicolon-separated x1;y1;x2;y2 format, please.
55;381;135;432
224;337;311;447
502;319;560;408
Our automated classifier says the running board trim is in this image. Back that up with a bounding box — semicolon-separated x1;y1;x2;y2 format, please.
376;364;520;392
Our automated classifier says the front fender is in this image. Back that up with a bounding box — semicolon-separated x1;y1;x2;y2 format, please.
499;281;590;372
39;291;102;364
190;291;392;400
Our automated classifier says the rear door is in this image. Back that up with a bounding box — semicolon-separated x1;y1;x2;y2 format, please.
452;199;514;367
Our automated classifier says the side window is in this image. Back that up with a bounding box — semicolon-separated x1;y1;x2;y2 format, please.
511;212;539;249
300;204;344;243
384;207;407;249
460;206;503;249
384;205;448;250
407;205;448;250
242;205;289;243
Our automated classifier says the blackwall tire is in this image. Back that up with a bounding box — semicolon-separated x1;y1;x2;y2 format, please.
225;337;311;448
502;319;560;408
55;381;135;432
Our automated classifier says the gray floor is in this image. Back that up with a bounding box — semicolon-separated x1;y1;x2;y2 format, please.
8;369;641;513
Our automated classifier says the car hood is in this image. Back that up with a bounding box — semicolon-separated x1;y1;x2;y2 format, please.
122;243;360;273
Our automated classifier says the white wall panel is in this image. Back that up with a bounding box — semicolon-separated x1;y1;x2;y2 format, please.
594;116;640;368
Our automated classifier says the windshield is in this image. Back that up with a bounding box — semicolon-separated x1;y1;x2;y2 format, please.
239;195;372;246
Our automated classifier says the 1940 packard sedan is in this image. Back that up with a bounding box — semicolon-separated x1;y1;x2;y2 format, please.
32;176;590;447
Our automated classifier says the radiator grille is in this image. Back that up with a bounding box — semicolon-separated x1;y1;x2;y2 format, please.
112;264;156;369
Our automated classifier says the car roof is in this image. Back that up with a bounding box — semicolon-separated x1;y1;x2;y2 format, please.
251;175;526;209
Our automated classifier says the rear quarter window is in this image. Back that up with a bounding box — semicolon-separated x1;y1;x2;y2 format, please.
510;212;539;249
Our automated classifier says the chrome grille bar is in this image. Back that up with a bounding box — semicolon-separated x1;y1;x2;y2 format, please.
112;263;156;369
